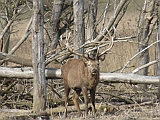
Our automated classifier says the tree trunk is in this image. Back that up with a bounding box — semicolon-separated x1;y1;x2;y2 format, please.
32;0;46;113
73;0;85;58
0;10;7;52
87;0;97;41
136;0;155;89
87;0;98;57
157;26;160;101
156;6;160;100
50;0;64;51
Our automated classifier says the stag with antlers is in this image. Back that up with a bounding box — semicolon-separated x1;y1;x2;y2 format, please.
61;34;113;118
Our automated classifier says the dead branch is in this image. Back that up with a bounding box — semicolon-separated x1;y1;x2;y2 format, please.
1;101;32;109
132;59;160;74
114;36;136;40
0;52;32;66
100;1;110;31
92;0;129;42
0;4;26;41
47;83;62;98
8;17;32;55
4;80;18;92
98;92;134;104
121;40;160;73
119;99;158;110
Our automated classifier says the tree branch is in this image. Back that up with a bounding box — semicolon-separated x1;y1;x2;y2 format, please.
0;52;32;67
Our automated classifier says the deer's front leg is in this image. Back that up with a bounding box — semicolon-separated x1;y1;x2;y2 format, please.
73;89;81;117
90;87;96;115
82;86;88;117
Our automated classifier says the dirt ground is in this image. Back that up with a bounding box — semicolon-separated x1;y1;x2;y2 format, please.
1;82;160;120
1;102;160;120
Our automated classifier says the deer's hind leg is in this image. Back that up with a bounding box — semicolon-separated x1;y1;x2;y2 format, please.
72;89;81;117
64;84;70;118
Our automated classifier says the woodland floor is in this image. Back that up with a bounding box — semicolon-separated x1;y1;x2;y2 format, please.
2;103;160;120
1;81;160;120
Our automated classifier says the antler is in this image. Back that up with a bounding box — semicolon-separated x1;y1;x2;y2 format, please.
66;42;88;60
98;30;114;57
64;29;113;60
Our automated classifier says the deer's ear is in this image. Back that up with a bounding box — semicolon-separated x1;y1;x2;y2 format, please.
82;59;88;66
98;55;105;62
87;54;93;60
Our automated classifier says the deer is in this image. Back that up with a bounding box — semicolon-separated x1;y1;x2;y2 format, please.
61;35;113;118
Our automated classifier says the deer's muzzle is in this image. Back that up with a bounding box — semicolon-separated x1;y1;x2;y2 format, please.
92;68;98;74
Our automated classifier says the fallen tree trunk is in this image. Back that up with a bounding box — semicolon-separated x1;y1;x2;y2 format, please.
0;67;159;84
100;73;159;84
0;67;61;79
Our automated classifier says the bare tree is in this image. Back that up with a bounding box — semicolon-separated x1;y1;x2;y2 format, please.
73;0;85;58
0;1;7;52
87;0;97;41
157;24;160;101
136;0;156;89
156;3;160;100
32;0;46;113
0;0;21;63
86;0;98;57
50;0;65;51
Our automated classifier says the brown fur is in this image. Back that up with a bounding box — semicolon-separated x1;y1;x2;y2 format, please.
61;58;100;117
